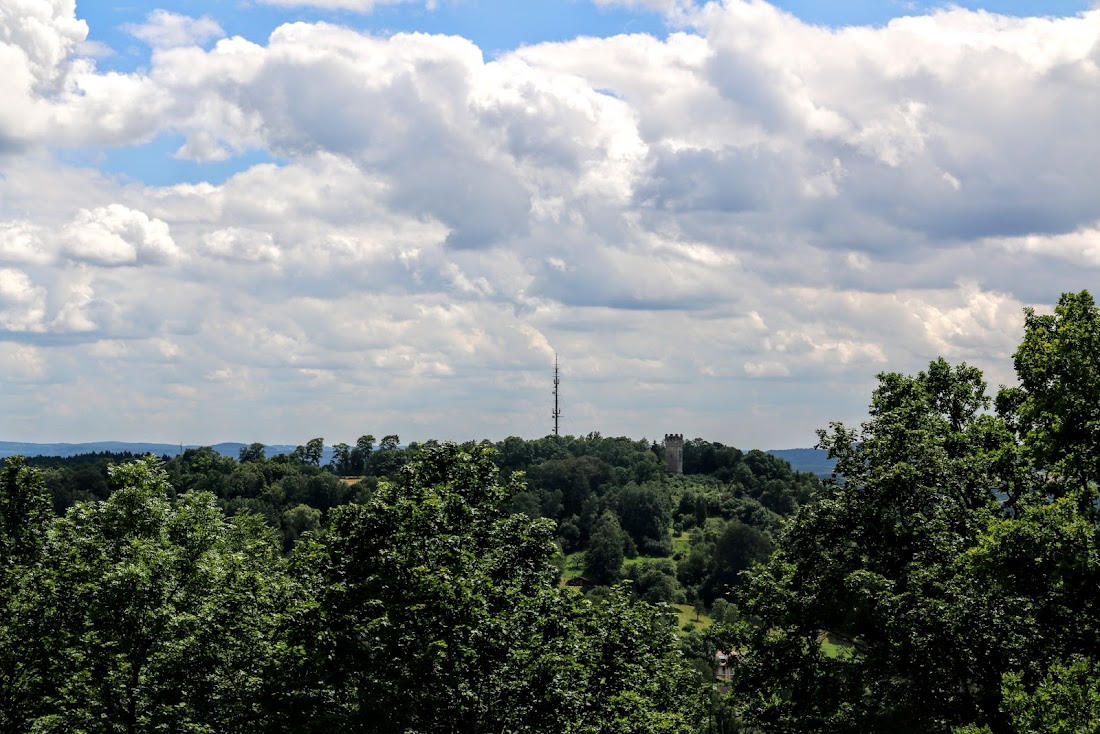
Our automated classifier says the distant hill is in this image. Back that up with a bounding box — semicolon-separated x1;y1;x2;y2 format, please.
0;441;183;459
766;448;836;477
0;441;331;463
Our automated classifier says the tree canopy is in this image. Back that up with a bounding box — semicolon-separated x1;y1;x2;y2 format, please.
1;443;712;733
723;290;1100;734
15;292;1100;731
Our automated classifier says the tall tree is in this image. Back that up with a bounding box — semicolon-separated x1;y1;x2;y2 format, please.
303;438;324;467
613;482;673;556
728;359;1018;732
0;458;55;730
238;442;267;464
351;434;375;475
1002;289;1100;498
0;456;51;567
330;443;352;475
704;519;772;602
726;294;1100;733
21;458;289;733
585;510;627;586
282;443;706;733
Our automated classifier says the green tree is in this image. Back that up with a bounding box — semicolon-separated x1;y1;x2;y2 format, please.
282;443;707;733
303;437;324;467
529;456;603;519
285;443;564;731
356;434;375;454
0;457;56;730
350;434;375;475
626;557;684;604
585;510;626;585
1000;657;1100;734
704;518;772;601
330;442;352;475
1002;289;1100;499
282;503;322;548
728;358;1017;732
238;442;266;463
25;457;289;733
0;457;52;567
952;494;1100;708
613;482;673;556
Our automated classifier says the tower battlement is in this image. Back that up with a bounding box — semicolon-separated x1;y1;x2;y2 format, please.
663;434;684;475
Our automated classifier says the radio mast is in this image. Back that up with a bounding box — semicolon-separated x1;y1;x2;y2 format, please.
552;354;561;436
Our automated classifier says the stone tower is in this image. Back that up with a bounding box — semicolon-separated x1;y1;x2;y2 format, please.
664;434;684;475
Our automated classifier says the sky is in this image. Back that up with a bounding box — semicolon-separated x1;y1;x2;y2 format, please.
2;0;1099;450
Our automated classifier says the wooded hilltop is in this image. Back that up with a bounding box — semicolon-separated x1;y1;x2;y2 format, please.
4;290;1100;733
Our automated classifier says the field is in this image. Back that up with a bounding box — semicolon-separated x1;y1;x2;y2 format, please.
672;603;713;633
818;631;855;658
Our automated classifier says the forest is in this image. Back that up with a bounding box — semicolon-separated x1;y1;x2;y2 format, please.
3;290;1100;733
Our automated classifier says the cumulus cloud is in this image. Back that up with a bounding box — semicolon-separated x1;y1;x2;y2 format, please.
0;268;47;332
125;10;225;49
0;1;1097;446
0;0;88;92
0;0;165;149
49;274;98;333
993;224;1100;267
62;205;180;266
0;222;52;265
257;0;435;11
201;227;281;263
590;0;697;19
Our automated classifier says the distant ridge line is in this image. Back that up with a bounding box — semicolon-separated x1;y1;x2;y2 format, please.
765;448;836;477
0;441;303;461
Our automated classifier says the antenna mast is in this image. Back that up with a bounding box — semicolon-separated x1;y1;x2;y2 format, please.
552;353;561;436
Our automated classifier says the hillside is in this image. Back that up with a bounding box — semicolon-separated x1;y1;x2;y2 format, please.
765;448;835;477
0;441;319;461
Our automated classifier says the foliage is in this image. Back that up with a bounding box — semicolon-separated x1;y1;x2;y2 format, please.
1006;290;1100;494
613;482;674;556
627;558;686;605
3;427;819;731
277;442;708;733
0;446;716;733
0;456;52;568
2;457;289;733
727;291;1100;733
586;509;628;585
726;358;1020;731
999;657;1100;734
0;457;54;730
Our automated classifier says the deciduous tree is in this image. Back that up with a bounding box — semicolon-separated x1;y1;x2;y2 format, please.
23;458;289;733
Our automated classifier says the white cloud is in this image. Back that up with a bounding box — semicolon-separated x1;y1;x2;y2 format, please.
62;205;180;266
201;228;281;263
0;222;52;265
0;0;167;149
0;268;47;332
0;343;45;381
744;360;790;378
993;224;1100;267
0;2;1098;446
50;273;97;332
0;0;88;92
256;0;434;12
590;0;697;21
912;283;1024;363
125;10;224;49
